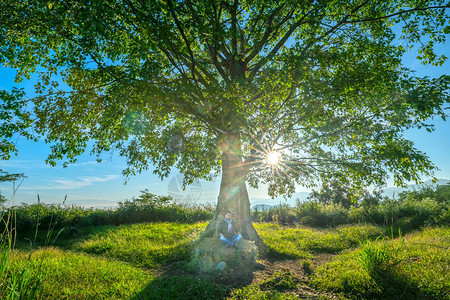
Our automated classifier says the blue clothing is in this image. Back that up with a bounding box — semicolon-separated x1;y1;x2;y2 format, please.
220;233;242;246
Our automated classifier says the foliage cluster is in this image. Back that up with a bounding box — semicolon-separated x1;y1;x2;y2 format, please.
0;88;33;162
1;0;449;206
0;190;214;234
252;184;449;232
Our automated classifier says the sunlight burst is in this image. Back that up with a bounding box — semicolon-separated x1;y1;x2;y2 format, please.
266;151;281;165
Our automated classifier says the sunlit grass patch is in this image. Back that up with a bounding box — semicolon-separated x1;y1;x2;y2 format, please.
254;223;384;259
311;227;450;299
398;227;450;298
9;247;153;299
74;222;207;267
1;245;41;300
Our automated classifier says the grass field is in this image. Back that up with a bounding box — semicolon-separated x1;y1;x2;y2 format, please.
74;222;207;267
311;227;450;299
254;223;384;259
3;222;448;299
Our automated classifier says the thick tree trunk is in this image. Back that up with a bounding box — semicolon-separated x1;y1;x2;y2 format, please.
203;134;260;242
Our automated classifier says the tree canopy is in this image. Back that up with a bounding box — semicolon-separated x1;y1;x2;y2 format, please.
1;88;31;184
1;0;449;200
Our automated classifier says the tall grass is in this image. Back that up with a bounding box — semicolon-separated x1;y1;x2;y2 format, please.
3;185;447;239
358;236;405;278
0;245;41;300
1;206;41;299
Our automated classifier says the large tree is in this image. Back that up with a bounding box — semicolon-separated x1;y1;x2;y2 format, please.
1;0;449;241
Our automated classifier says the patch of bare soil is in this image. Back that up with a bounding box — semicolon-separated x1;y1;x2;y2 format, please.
246;254;340;299
250;254;334;285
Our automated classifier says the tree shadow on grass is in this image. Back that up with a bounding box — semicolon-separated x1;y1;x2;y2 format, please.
130;274;231;300
131;264;337;300
262;245;313;262
13;225;117;250
130;258;262;300
129;236;268;300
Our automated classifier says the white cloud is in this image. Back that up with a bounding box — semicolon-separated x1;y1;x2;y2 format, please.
0;160;104;170
21;175;119;190
0;160;40;168
69;161;98;167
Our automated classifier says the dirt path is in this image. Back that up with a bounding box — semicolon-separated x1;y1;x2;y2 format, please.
214;254;340;299
249;254;340;299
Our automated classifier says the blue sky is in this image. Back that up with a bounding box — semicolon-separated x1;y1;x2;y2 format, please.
1;40;449;208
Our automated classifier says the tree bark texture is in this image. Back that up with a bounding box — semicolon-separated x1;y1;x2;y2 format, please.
204;134;260;242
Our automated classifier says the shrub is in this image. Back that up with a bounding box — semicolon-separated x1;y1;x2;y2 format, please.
0;190;215;235
398;183;450;204
0;192;6;207
296;201;349;227
270;203;296;225
349;195;449;233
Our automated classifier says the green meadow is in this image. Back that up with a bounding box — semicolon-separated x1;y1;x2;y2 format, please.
2;220;448;299
2;1;449;298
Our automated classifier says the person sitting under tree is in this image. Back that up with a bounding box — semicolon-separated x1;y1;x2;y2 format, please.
219;211;242;248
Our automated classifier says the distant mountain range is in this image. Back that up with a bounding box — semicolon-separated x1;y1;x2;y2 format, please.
380;178;449;198
250;192;310;208
250;178;450;209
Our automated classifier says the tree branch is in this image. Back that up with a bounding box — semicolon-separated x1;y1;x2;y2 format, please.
299;0;371;58
343;5;450;24
167;0;201;91
248;7;317;80
231;0;239;56
244;3;289;64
